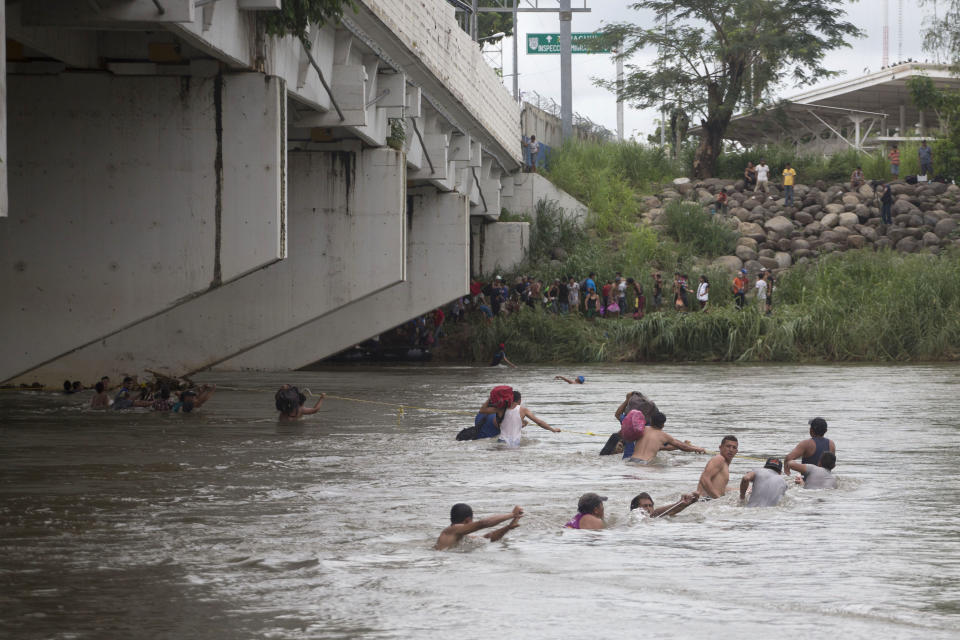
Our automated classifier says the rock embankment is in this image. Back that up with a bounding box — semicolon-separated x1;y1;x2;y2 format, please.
641;177;960;275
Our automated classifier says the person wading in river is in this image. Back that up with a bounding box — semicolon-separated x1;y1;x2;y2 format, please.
630;492;700;518
697;435;739;499
739;457;787;507
434;504;523;550
498;391;560;447
784;417;835;479
565;493;606;530
275;385;325;421
628;411;706;464
787;451;838;490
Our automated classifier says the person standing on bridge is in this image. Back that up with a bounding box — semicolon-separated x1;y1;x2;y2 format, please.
524;135;540;173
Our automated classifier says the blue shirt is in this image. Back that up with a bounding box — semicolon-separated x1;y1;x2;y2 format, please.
585;278;596;293
919;145;933;163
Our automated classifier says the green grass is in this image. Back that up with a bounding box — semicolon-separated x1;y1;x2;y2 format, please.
661;201;739;258
448;249;960;363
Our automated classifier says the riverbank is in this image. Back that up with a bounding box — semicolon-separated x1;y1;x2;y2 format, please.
440;247;960;364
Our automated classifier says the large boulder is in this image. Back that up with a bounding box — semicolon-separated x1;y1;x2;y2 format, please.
738;221;765;236
794;211;814;225
842;193;861;206
743;259;765;274
774;251;792;269
819;241;841;254
935;217;957;238
859;226;879;243
758;256;780;270
923;231;941;247
735;245;759;262
838;212;859;228
742;197;761;210
805;221;825;235
892;199;918;216
821;212;840;228
790;237;811;251
737;236;758;250
847;235;866;249
896;236;919;253
824;203;846;215
712;255;744;273
764;215;795;236
890;183;915;196
732;207;752;222
642;196;662;209
858;184;876;198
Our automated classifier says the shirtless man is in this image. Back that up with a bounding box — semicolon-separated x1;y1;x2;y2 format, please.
434;504;523;550
697;435;739;498
628;411;706;463
498;391;560;447
554;375;585;384
630;491;700;518
276;384;325;421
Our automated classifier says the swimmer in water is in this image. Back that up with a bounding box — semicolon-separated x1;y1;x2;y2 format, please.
628;411;706;463
554;375;585;384
565;493;606;530
275;384;323;421
739;457;787;507
489;343;517;368
787;451;837;489
630;491;700;517
434;504;523;550
696;435;739;499
173;384;216;413
90;382;110;409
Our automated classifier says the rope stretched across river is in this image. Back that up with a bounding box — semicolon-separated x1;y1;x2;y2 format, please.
210;386;771;459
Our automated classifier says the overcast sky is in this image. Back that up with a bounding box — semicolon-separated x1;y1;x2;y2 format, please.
482;1;936;141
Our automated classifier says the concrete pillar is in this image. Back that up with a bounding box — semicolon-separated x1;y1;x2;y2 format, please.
5;144;407;385
215;188;470;370
1;72;285;383
471;221;529;275
1;1;7;218
899;104;906;137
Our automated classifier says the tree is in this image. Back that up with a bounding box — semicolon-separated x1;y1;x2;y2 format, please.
594;1;861;178
919;0;960;65
477;1;514;45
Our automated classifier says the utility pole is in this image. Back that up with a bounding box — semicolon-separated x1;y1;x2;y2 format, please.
512;0;519;101
659;11;666;148
471;0;479;41
616;42;624;141
559;0;572;141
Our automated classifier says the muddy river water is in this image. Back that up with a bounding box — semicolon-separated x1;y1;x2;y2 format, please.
2;363;959;638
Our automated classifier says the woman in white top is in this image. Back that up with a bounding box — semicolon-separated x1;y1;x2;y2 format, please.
498;390;561;448
756;161;770;193
696;275;710;312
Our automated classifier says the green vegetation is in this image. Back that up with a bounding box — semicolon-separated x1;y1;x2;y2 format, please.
661;202;738;258
260;0;356;42
448;250;960;364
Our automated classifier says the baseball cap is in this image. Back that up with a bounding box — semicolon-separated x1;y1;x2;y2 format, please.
740;268;747;274
763;457;783;473
577;492;607;514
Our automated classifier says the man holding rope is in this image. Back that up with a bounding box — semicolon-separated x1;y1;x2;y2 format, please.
697;435;739;499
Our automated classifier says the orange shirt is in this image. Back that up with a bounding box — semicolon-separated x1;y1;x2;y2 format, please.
733;275;748;293
889;148;900;165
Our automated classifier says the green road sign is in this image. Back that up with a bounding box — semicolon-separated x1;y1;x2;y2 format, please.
526;32;610;54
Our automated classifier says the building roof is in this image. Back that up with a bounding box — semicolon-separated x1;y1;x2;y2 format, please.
692;63;960;149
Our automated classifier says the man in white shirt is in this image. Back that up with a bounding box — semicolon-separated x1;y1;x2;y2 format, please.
525;135;540;173
755;269;768;310
756;160;770;194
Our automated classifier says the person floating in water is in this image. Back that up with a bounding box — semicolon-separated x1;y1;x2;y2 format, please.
739;457;787;507
565;493;606;530
630;492;700;518
489;343;517;368
554;375;585;384
697;435;739;499
90;381;110;409
784;417;835;478
627;411;706;464
498;390;560;447
173;384;216;413
275;385;324;421
788;451;837;490
434;504;523;550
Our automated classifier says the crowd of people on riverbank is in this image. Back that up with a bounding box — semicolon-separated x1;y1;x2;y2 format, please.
436;388;838;549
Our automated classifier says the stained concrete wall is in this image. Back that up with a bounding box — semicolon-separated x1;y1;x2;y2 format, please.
0;72;285;381
501;172;588;225
217;187;469;370
6;145;404;385
471;221;529;277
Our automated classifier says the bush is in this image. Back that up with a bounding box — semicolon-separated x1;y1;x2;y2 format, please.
661;201;739;258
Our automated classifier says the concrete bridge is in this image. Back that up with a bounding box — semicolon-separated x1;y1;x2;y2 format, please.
0;0;529;385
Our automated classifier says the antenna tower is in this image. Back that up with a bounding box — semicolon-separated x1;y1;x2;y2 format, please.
898;0;903;62
882;0;889;67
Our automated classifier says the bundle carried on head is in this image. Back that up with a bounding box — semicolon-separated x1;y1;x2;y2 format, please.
626;391;658;422
275;385;304;415
619;391;659;442
488;385;514;410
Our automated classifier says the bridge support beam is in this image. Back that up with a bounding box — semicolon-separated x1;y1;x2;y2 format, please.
1;71;285;383
216;187;469;370
4;142;406;385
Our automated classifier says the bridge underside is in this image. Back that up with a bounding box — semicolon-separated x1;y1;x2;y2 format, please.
0;0;521;385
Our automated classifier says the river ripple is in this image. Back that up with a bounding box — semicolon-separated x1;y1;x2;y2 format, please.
1;363;958;639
